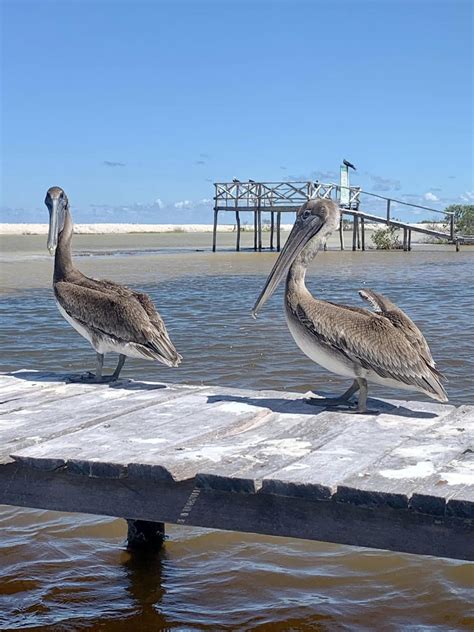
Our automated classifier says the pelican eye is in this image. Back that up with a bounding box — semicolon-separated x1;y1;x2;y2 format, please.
302;209;312;219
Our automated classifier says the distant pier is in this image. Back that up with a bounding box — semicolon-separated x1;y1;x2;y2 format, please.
1;371;472;560
212;180;457;252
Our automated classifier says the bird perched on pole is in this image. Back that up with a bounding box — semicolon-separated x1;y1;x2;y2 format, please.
232;177;240;183
343;159;356;170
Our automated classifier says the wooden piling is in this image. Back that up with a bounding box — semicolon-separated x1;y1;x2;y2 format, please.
276;212;281;251
127;519;165;550
403;227;408;251
407;228;412;252
352;217;358;251
235;211;241;251
212;208;218;252
253;210;258;251
270;211;275;250
361;216;365;251
339;218;345;250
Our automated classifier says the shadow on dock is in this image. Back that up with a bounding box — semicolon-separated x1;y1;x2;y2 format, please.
8;371;167;391
206;394;437;419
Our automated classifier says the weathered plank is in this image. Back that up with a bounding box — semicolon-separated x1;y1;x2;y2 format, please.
261;404;454;502
1;371;473;561
0;460;471;561
336;406;473;513
0;376;206;463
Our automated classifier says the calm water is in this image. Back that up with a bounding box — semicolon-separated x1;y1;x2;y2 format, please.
1;234;473;631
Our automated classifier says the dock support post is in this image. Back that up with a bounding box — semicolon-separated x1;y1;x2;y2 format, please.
403;227;408;251
386;199;391;222
126;519;166;550
253;210;258;251
339;218;344;250
257;209;262;251
270;211;275;249
407;228;411;251
352;217;358;251
235;211;241;251
361;216;365;251
212;208;218;252
276;212;281;251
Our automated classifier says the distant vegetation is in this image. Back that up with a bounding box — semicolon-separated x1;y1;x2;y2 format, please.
445;204;474;235
371;225;401;250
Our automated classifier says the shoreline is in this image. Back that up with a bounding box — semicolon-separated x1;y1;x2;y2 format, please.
0;221;445;236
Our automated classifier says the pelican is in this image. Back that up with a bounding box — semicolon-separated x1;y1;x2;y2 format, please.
45;186;181;382
252;199;447;412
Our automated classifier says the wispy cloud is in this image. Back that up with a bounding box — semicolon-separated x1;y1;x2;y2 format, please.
370;175;401;192
194;160;206;165
103;160;126;168
424;192;439;202
460;191;474;202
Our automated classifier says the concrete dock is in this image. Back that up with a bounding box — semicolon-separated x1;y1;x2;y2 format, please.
0;371;472;560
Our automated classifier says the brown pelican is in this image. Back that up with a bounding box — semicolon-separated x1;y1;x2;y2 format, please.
45;186;181;382
252;199;447;412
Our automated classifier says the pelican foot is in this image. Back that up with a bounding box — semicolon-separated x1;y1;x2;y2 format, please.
304;397;358;409
66;372;119;384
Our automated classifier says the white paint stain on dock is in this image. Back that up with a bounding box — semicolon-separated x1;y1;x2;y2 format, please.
380;461;435;479
260;439;312;458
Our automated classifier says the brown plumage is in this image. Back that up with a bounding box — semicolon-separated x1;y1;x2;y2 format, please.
45;186;181;381
253;198;448;412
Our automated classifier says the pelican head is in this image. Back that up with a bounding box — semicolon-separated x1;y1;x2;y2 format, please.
45;186;68;254
252;198;340;317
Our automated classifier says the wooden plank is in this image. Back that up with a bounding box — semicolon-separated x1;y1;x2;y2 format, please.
336;406;473;512
261;402;455;502
0;460;471;561
416;449;474;519
1;379;206;463
10;389;289;477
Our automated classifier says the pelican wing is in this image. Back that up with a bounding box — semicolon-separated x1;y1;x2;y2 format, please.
358;289;438;370
293;299;447;401
54;281;181;366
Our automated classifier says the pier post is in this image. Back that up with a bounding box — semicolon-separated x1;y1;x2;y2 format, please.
403;227;408;251
407;228;412;251
276;212;281;251
258;209;262;251
270;211;275;250
212;208;218;252
361;216;365;251
352;217;358;251
386;199;391;222
339;218;345;250
235;211;241;252
126;519;166;550
253;210;257;251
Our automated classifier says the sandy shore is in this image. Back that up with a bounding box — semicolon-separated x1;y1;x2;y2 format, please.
0;221;442;235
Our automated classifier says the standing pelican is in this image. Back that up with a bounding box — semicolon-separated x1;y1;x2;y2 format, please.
252;199;447;412
45;186;181;382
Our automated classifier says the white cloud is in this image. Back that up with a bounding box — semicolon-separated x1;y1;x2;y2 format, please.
154;198;164;208
460;191;474;202
174;200;192;209
424;192;439;202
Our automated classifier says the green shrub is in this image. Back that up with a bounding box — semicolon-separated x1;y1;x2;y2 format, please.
371;225;402;250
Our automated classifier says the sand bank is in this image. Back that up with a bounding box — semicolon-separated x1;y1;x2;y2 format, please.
0;223;298;235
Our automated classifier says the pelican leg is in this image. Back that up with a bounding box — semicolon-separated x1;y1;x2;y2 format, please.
306;379;360;408
67;353;123;383
112;354;126;379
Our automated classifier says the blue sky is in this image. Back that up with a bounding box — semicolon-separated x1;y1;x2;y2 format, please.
1;0;472;223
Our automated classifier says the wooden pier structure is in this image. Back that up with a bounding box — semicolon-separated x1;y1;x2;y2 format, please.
212;180;457;252
1;371;472;560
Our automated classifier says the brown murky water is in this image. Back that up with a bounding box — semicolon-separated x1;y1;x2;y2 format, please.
0;234;473;631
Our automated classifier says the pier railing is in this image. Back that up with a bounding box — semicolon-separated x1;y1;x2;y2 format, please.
213;180;455;252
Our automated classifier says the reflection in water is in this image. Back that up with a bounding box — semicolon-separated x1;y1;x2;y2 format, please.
0;243;473;630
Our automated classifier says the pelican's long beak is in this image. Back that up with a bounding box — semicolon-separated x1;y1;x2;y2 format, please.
47;198;62;255
252;214;325;317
